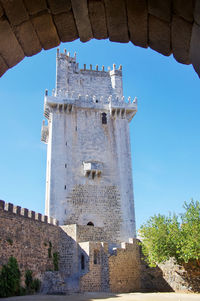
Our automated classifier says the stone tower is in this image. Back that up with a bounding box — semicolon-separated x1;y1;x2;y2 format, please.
41;49;137;243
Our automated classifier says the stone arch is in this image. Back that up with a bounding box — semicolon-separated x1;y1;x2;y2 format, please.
0;1;199;78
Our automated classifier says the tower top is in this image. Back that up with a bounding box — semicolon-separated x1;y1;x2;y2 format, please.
55;49;123;100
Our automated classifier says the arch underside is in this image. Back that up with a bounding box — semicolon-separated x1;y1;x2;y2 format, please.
0;0;199;77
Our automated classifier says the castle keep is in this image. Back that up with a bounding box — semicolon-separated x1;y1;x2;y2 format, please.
0;51;141;294
42;49;137;243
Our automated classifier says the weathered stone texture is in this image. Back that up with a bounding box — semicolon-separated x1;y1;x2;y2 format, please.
148;0;172;22
149;15;171;56
31;12;60;50
53;12;78;43
190;23;200;77
0;207;60;278
172;16;192;64
71;0;93;42
80;242;110;292
47;0;72;15
64;185;122;243
88;0;108;40
141;258;200;293
126;0;148;48
23;0;47;15
1;0;29;25
194;0;200;26
104;0;129;43
0;18;24;67
109;239;141;292
13;21;42;57
173;0;195;23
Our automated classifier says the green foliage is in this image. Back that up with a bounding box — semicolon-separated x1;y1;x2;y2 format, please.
25;270;41;294
25;270;33;292
53;252;59;271
6;238;13;245
0;256;21;297
48;241;52;258
139;200;200;266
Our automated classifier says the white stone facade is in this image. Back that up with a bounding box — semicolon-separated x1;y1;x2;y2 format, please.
42;50;137;242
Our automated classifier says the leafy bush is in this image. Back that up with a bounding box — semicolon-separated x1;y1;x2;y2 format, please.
25;270;41;293
139;200;200;266
53;252;59;271
0;256;21;297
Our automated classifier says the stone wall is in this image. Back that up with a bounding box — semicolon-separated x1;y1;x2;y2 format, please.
62;224;108;243
44;52;137;243
109;239;141;293
0;200;75;282
56;52;123;99
141;258;200;293
79;241;109;292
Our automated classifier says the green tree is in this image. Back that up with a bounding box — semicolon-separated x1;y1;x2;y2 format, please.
139;200;200;266
0;256;21;297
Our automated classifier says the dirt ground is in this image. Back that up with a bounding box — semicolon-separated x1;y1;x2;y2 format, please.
1;292;200;301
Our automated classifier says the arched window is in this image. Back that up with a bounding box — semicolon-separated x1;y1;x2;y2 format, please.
102;112;107;124
81;254;85;270
94;249;100;265
87;221;94;226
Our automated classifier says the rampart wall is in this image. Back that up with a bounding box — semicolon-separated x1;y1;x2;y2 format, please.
109;239;141;293
0;200;75;281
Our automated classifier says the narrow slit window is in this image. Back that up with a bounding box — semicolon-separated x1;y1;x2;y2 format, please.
81;254;85;270
102;112;107;124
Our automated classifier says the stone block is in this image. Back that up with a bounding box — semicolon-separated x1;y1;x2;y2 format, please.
104;0;129;43
13;20;42;57
36;212;42;221
47;0;71;14
48;216;53;224
190;23;200;78
88;0;108;40
194;0;200;26
0;200;5;210
8;203;13;212
173;0;195;23
28;210;35;219
42;215;48;223
0;18;24;68
0;3;4;17
31;12;60;50
148;0;172;22
53;11;78;42
1;0;29;25
13;205;21;215
172;16;192;64
149;15;171;56
71;0;93;42
0;55;8;77
21;208;28;217
23;0;47;15
126;0;148;48
53;218;59;226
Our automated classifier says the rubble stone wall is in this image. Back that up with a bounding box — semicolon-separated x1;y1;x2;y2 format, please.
0;201;75;281
109;239;141;293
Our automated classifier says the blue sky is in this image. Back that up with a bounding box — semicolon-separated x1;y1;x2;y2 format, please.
0;39;199;231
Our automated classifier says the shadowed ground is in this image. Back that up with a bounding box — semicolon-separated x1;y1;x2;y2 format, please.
1;292;200;301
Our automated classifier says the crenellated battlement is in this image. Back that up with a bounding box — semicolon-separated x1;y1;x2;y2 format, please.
56;48;122;75
44;92;137;106
0;200;58;226
55;49;123;99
